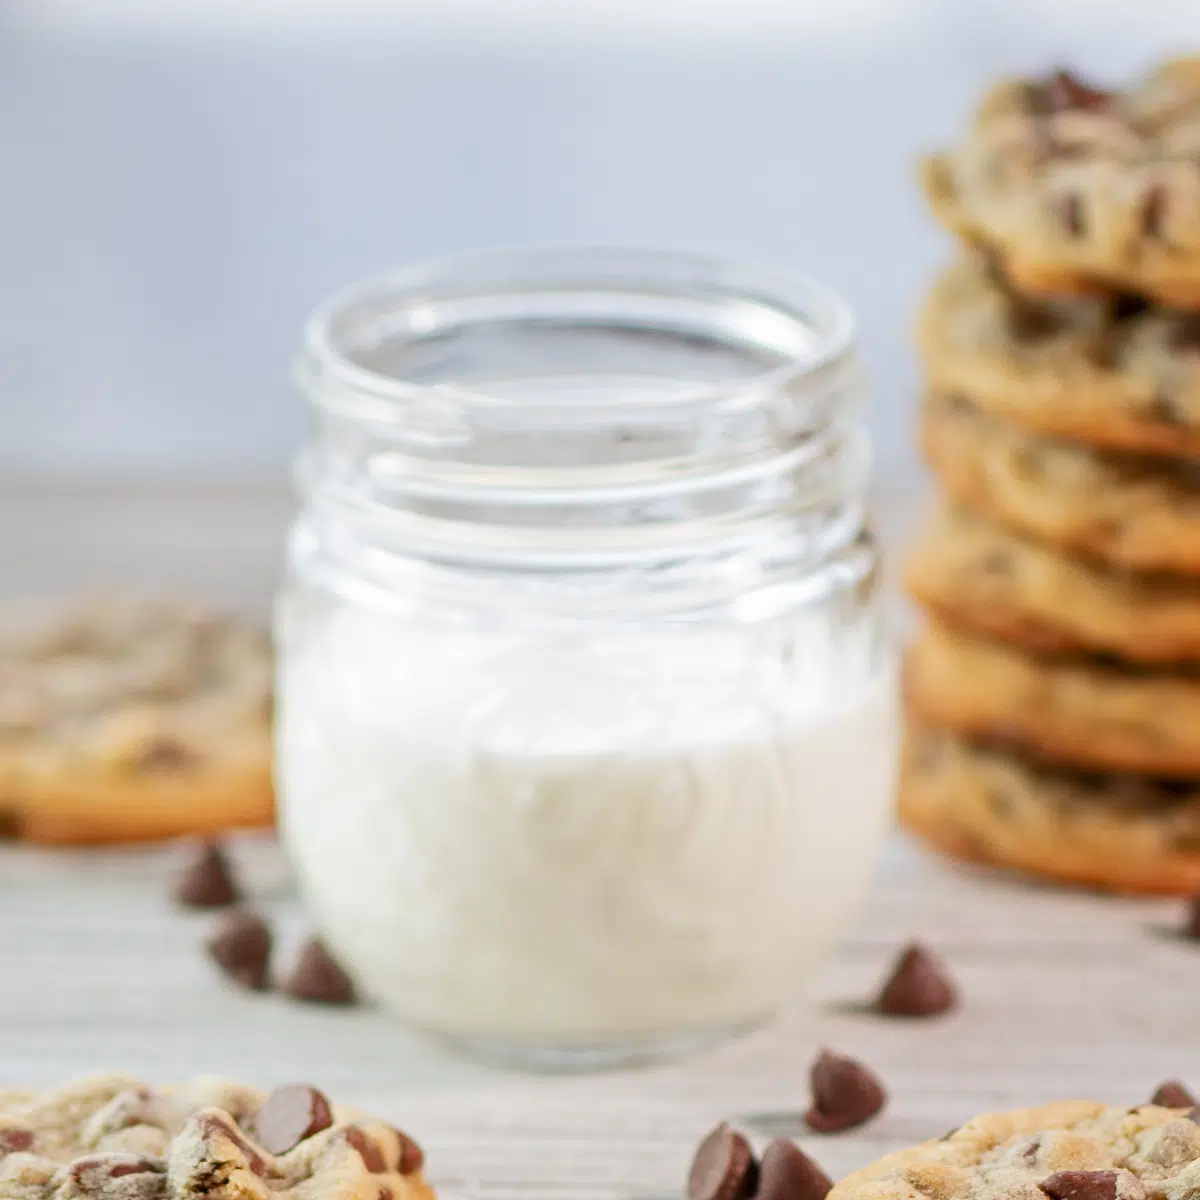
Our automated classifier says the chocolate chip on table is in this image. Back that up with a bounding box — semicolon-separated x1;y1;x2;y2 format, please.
1042;69;1113;113
206;910;272;991
805;1049;887;1133
284;937;358;1006
254;1084;333;1156
1152;1080;1196;1107
686;1123;758;1200
876;942;958;1018
1039;1171;1122;1200
756;1138;832;1200
174;840;240;908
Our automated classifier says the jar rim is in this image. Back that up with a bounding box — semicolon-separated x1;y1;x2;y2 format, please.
297;245;856;423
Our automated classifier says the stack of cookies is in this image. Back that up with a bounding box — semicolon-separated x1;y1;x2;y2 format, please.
900;57;1200;893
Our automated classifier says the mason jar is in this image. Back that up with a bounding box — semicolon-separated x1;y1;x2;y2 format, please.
275;247;897;1068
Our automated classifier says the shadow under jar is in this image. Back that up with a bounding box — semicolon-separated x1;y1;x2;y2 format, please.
276;248;897;1068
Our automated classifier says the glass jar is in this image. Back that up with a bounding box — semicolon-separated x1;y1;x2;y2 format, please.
276;247;897;1068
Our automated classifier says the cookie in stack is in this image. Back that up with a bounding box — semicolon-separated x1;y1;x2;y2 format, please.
901;57;1200;893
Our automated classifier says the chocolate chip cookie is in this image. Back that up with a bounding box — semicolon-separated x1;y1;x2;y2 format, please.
906;505;1200;665
0;595;273;843
0;1074;431;1199
922;60;1200;308
906;620;1200;777
921;254;1200;457
922;393;1200;574
900;723;1200;894
832;1099;1200;1200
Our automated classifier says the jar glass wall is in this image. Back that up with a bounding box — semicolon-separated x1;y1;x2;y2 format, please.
276;248;897;1068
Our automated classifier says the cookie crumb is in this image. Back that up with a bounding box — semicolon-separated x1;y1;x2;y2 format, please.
805;1048;887;1133
206;910;272;991
876;941;958;1018
174;841;240;909
284;937;358;1006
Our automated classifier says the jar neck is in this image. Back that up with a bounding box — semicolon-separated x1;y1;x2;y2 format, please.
293;248;869;573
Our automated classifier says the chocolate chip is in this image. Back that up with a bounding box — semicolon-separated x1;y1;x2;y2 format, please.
206;910;272;991
137;737;197;772
876;942;958;1018
1112;295;1149;322
344;1127;387;1174
174;841;240;909
1009;299;1058;340
1042;69;1113;113
1039;1171;1121;1200
1060;193;1086;237
254;1084;333;1156
68;1154;166;1199
756;1139;832;1200
1181;894;1200;939
1142;186;1168;239
395;1128;425;1174
284;937;358;1006
686;1123;758;1200
1173;315;1200;353
379;1189;395;1200
0;1127;33;1155
1152;1080;1196;1107
1145;394;1188;427
805;1049;887;1133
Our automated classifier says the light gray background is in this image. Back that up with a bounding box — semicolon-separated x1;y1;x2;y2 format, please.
0;0;1193;478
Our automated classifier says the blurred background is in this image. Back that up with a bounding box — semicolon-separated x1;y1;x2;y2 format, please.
0;0;1193;482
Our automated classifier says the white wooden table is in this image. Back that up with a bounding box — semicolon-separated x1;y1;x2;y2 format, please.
0;480;1196;1200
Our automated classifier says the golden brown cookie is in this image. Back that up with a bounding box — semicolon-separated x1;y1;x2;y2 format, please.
899;723;1200;894
922;59;1200;309
906;620;1200;777
922;393;1200;574
921;254;1200;457
906;505;1200;665
831;1097;1200;1200
0;595;273;844
0;1074;433;1199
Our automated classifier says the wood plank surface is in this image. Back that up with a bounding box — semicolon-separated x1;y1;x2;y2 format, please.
0;478;1193;1200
